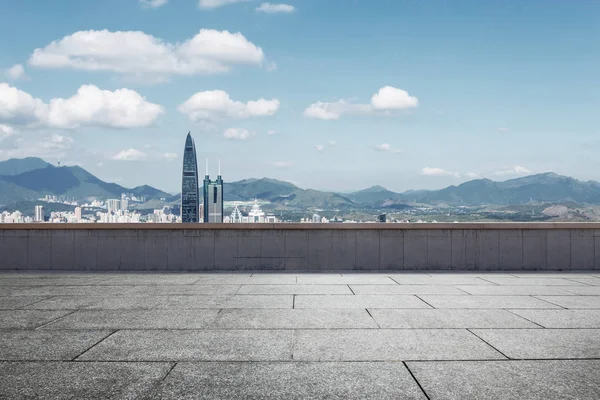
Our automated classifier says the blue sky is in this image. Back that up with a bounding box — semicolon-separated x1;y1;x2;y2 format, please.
1;0;599;194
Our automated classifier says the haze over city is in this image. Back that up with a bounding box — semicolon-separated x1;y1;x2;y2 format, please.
1;0;599;195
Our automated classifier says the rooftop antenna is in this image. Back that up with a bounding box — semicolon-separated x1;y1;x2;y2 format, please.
218;158;221;176
205;158;209;177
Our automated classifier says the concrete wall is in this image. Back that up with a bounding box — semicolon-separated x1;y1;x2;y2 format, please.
1;223;599;271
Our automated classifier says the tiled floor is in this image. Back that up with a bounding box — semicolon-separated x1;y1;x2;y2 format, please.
1;271;599;399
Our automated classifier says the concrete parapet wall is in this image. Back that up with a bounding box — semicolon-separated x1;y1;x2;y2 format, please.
1;223;599;271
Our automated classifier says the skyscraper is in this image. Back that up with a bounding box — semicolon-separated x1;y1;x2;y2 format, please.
181;132;200;223
203;159;224;223
34;205;44;222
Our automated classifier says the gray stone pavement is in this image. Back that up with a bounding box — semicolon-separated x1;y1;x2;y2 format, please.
0;271;599;399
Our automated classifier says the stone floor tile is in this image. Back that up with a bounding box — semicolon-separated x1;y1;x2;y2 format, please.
534;296;600;309
126;284;240;296
0;361;172;400
407;360;600;400
508;309;600;328
389;276;493;285
237;284;352;295
471;329;600;359
196;276;298;285
209;309;378;329
456;285;576;296
41;309;220;330
78;330;293;361
25;296;164;310
154;295;293;309
560;286;600;295
149;362;426;400
565;278;600;286
293;329;505;361
0;296;50;309
0;330;113;360
102;276;201;285
296;276;397;285
419;295;562;309
510;273;597;278
0;310;74;329
480;277;587;286
350;285;466;295
295;295;431;309
0;286;31;295
368;309;539;329
15;285;138;296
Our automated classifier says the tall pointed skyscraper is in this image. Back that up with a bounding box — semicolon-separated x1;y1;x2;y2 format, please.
181;132;200;223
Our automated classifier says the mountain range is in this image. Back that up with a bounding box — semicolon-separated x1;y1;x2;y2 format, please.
1;157;600;209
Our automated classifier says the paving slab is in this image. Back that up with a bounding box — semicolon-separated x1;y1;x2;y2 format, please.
368;309;540;329
564;278;600;286
481;277;587;286
14;285;138;296
296;276;396;285
237;284;352;294
101;275;202;285
559;286;600;295
508;309;600;328
208;309;379;329
535;295;600;309
149;362;426;400
295;295;430;309
0;361;172;400
510;273;597;278
456;285;576;296
41;309;220;330
293;329;505;361
126;284;240;296
25;296;165;310
419;295;562;309
407;360;600;400
0;296;50;309
0;277;110;286
390;276;493;285
196;276;298;285
0;286;30;295
0;310;74;329
78;329;293;361
0;330;113;360
154;295;293;309
350;284;466;295
471;329;600;359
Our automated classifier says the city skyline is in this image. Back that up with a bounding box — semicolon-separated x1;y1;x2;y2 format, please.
1;0;599;194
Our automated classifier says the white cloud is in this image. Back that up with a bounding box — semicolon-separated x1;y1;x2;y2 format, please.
0;124;15;140
28;29;265;80
179;90;279;121
374;143;402;154
139;0;168;8
328;140;336;146
422;167;460;178
0;131;74;159
314;144;324;152
270;161;292;168
304;86;418;120
112;148;147;161
465;172;480;179
495;165;532;176
199;0;250;9
0;83;163;129
256;3;296;13
4;64;26;80
162;152;178;161
267;130;277;135
223;127;254;140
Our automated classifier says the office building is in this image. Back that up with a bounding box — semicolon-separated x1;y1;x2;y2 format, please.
74;207;82;222
203;160;224;223
106;199;120;214
34;205;44;222
181;132;200;223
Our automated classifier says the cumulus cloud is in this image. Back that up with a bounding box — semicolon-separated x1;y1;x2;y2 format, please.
270;161;292;168
112;148;147;161
28;29;266;80
422;167;460;178
314;144;324;152
374;143;402;154
304;86;418;120
139;0;168;7
4;64;26;80
179;90;279;121
0;124;16;140
256;3;296;13
267;130;277;135
0;131;75;159
223;127;254;140
465;172;480;179
0;83;163;129
495;165;531;176
199;0;250;8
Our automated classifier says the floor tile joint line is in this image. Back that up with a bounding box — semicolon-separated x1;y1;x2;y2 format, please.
70;329;119;361
466;328;511;360
34;309;80;330
403;361;431;400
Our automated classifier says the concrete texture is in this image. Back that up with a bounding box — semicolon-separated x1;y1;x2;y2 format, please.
1;270;599;398
4;224;600;271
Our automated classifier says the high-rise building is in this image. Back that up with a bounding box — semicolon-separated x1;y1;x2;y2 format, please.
75;207;82;222
107;199;120;214
34;205;44;222
121;199;128;212
181;132;200;223
203;159;224;223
